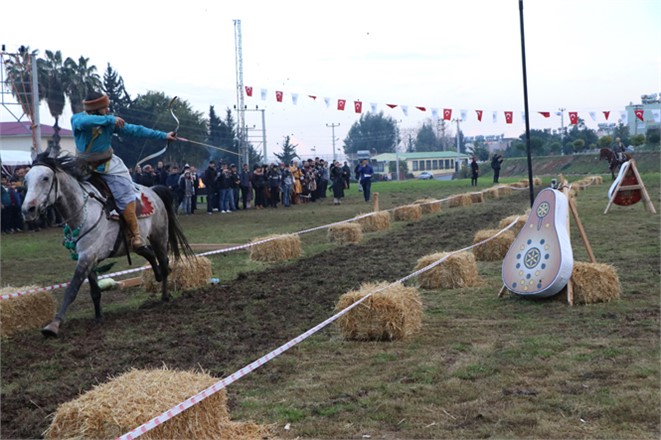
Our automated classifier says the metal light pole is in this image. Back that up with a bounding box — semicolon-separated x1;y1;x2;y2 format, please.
519;0;535;207
558;107;566;154
326;122;340;162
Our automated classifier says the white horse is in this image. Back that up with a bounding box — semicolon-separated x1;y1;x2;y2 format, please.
21;152;192;337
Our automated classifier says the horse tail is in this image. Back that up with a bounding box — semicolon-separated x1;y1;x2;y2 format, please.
151;185;194;260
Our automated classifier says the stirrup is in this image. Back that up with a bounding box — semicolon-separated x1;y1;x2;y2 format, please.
131;235;146;251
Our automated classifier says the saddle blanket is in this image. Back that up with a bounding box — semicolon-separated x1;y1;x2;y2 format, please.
109;192;156;220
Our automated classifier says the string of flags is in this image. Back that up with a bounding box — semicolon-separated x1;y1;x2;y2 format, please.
244;86;661;125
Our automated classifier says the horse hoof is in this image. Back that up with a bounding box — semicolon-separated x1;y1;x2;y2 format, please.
153;268;163;283
42;322;60;338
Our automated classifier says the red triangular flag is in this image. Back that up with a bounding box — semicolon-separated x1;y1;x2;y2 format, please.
634;108;645;122
308;95;317;100
538;111;550;118
603;111;610;120
245;86;253;97
475;110;483;121
337;99;346;111
275;91;283;102
415;106;426;112
354;101;363;113
386;103;398;109
443;108;452;120
568;111;578;125
504;111;513;124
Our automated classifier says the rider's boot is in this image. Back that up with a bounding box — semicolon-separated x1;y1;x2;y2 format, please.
121;200;146;251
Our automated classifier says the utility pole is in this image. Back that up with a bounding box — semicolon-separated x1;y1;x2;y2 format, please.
558;107;566;154
243;106;268;163
326;122;340;162
233;19;247;167
30;52;41;158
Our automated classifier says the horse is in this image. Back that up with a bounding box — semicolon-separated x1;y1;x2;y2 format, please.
21;152;193;338
599;148;631;180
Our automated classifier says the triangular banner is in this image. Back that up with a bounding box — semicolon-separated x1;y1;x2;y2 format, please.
634;108;645;122
568;111;578;125
245;86;253;97
260;89;268;101
386;103;398;109
475;109;483;121
603;110;610;120
370;103;378;113
504;111;513;124
324;97;331;108
538;111;550;118
416;106;426;112
401;105;409;117
354;101;362;113
460;109;467;121
443;108;452;120
292;93;299;105
492;111;498;123
431;108;439;119
588;111;596;121
275;91;283;103
337;99;346;111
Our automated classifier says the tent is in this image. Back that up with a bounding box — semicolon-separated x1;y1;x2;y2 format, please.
0;150;32;166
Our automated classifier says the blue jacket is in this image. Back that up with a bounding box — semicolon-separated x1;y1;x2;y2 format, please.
71;113;167;163
358;164;374;182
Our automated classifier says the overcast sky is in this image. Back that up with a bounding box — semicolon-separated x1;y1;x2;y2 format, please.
2;0;659;160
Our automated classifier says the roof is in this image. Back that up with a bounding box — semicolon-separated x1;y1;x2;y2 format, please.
372;151;470;162
0;121;73;137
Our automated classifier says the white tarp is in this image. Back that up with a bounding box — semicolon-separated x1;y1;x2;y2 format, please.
0;150;32;165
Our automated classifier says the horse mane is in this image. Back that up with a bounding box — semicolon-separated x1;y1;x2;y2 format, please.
32;152;87;181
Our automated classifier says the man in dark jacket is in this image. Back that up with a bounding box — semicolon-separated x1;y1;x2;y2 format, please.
491;154;503;183
202;161;218;214
239;163;252;209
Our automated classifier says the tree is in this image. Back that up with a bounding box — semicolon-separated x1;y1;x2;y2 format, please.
598;135;613;148
274;135;299;165
103;63;131;116
63;55;102;114
37;50;66;146
216;109;239;165
646;127;660;147
572;139;585;153
343;111;399;155
611;122;630;146
414;122;440;151
3;46;37;120
469;139;490;161
630;134;646;147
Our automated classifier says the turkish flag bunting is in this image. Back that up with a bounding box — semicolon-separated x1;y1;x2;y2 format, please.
568;111;578;125
308;95;317;100
337;99;346;111
504;111;513;124
354;101;362;113
415;106;426;112
443;108;452;120
386;103;398;109
275;91;283;102
634;109;645;122
603;111;610;120
475;110;483;121
245;86;253;97
538;111;550;118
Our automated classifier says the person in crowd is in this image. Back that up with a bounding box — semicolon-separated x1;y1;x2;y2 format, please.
178;168;194;215
318;159;329;199
330;160;346;205
251;164;266;209
357;159;374;202
132;165;143;185
71;91;176;250
156;160;169;186
1;176;12;233
280;162;293;207
202;161;218;214
239;163;253;209
342;161;351;189
230;164;241;210
491;154;504;184
189;165;199;214
165;165;181;212
290;160;303;205
267;163;282;208
470;156;479;187
217;163;234;213
141;164;156;187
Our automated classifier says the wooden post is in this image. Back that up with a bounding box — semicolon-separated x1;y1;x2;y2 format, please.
497;285;507;298
372;192;380;212
568;197;597;263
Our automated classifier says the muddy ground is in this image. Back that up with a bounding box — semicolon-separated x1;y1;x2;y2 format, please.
0;190;530;439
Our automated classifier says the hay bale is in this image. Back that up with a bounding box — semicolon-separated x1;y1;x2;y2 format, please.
533;177;542;186
414;198;442;214
414;251;480;289
0;286;56;338
482;187;500;199
497;186;513;197
469;192;484;204
354;211;391;233
571;262;621;305
447;194;473;208
392;204;423;222
249;234;302;262
44;367;237;440
593;175;603;185
335;282;423;341
498;214;527;236
472;229;515;261
143;255;212;293
328;223;363;244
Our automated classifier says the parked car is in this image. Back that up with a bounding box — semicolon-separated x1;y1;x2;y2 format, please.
417;171;434;180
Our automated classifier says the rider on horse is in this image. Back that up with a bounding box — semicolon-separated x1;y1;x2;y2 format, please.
612;137;627;164
72;92;177;251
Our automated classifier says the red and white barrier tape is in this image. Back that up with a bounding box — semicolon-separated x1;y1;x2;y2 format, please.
117;217;520;440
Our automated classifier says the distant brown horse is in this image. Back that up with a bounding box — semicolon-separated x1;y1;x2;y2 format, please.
599;148;631;180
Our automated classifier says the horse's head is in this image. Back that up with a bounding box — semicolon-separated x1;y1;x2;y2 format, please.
21;164;58;222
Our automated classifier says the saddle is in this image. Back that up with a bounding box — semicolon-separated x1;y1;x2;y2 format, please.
87;173;156;220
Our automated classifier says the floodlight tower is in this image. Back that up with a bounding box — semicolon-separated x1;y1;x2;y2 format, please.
234;19;248;167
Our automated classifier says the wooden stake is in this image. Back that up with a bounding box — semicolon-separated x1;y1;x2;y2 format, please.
372;192;380;212
497;284;507;298
568;197;597;263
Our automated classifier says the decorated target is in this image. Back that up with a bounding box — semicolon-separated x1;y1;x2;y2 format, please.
502;188;574;298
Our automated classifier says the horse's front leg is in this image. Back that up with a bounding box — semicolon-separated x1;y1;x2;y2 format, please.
42;255;95;338
88;271;103;322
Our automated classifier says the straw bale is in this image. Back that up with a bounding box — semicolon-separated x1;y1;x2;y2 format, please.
570;261;621;305
143;254;212;293
498;214;527;236
44;367;235;440
392;204;423;222
594;175;603;185
354;211;391;233
447;194;473;208
533;177;542;186
0;286;56;338
335;282;423;341
472;229;516;261
497;186;513;197
414;198;442;214
414;251;480;289
511;182;527;189
249;234;302;262
328;223;363;244
482;187;500;199
469;192;484;204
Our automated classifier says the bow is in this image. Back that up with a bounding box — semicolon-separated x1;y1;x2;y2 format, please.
137;96;179;167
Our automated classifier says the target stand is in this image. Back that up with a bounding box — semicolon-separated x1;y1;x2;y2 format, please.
604;159;656;214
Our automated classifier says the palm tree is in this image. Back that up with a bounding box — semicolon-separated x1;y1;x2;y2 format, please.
2;46;37;120
37;50;66;149
63;56;102;114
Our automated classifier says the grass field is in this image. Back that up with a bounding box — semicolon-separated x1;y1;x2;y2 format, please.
1;158;659;439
